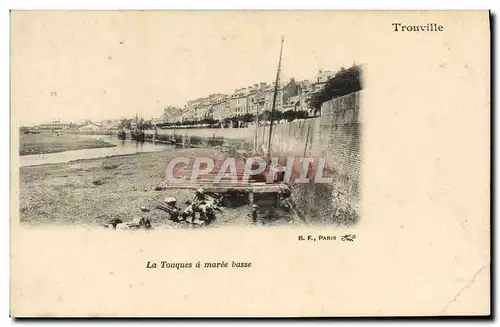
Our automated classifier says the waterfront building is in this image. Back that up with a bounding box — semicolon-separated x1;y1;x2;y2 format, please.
311;69;336;93
78;123;102;132
162;106;183;123
211;97;229;121
156;69;337;124
227;88;250;118
39;120;71;130
151;117;164;125
252;78;298;114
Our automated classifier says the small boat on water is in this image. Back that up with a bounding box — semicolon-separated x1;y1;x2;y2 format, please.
117;130;126;140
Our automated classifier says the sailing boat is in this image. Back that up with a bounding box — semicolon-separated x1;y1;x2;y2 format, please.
254;36;284;156
267;36;285;155
249;37;286;184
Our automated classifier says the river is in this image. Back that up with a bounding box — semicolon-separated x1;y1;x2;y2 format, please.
19;135;175;167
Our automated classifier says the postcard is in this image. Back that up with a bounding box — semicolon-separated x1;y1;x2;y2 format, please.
10;10;490;317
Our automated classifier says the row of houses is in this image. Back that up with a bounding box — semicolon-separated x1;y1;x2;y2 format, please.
30;120;121;132
28;69;337;130
160;69;336;124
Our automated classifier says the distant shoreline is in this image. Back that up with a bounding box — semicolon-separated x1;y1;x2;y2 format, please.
19;132;116;156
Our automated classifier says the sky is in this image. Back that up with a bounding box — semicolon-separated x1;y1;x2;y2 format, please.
11;11;365;125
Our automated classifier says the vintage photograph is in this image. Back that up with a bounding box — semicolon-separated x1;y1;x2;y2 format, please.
10;10;491;318
16;11;362;229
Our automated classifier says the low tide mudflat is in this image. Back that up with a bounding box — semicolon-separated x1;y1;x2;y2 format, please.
19;132;116;156
18;148;252;228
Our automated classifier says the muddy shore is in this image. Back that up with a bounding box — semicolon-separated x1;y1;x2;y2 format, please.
18;147;266;228
19;132;116;156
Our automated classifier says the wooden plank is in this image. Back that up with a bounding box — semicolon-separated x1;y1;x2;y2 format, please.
164;184;268;189
163;184;289;194
163;181;270;186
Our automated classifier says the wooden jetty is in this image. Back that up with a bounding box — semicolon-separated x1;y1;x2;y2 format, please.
160;156;290;209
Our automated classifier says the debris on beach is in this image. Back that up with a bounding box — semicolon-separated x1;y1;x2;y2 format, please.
146;188;223;226
139;206;150;212
103;217;123;228
154;185;166;191
102;215;152;230
116;217;152;230
142;183;299;227
102;163;122;170
92;178;106;186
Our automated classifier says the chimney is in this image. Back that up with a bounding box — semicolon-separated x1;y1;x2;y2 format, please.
259;82;266;90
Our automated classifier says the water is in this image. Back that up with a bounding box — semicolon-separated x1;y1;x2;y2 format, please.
20;135;175;167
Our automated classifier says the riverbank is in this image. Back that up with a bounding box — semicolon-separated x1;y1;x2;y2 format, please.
19;132;116;156
19;148;253;227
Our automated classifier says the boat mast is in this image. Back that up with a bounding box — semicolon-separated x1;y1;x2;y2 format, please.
254;105;259;152
266;36;284;155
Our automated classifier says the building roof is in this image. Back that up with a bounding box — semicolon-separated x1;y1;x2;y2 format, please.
41;121;71;125
79;123;101;129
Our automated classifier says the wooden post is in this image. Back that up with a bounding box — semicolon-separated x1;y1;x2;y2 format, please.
254;105;260;152
281;123;284;152
303;124;311;158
